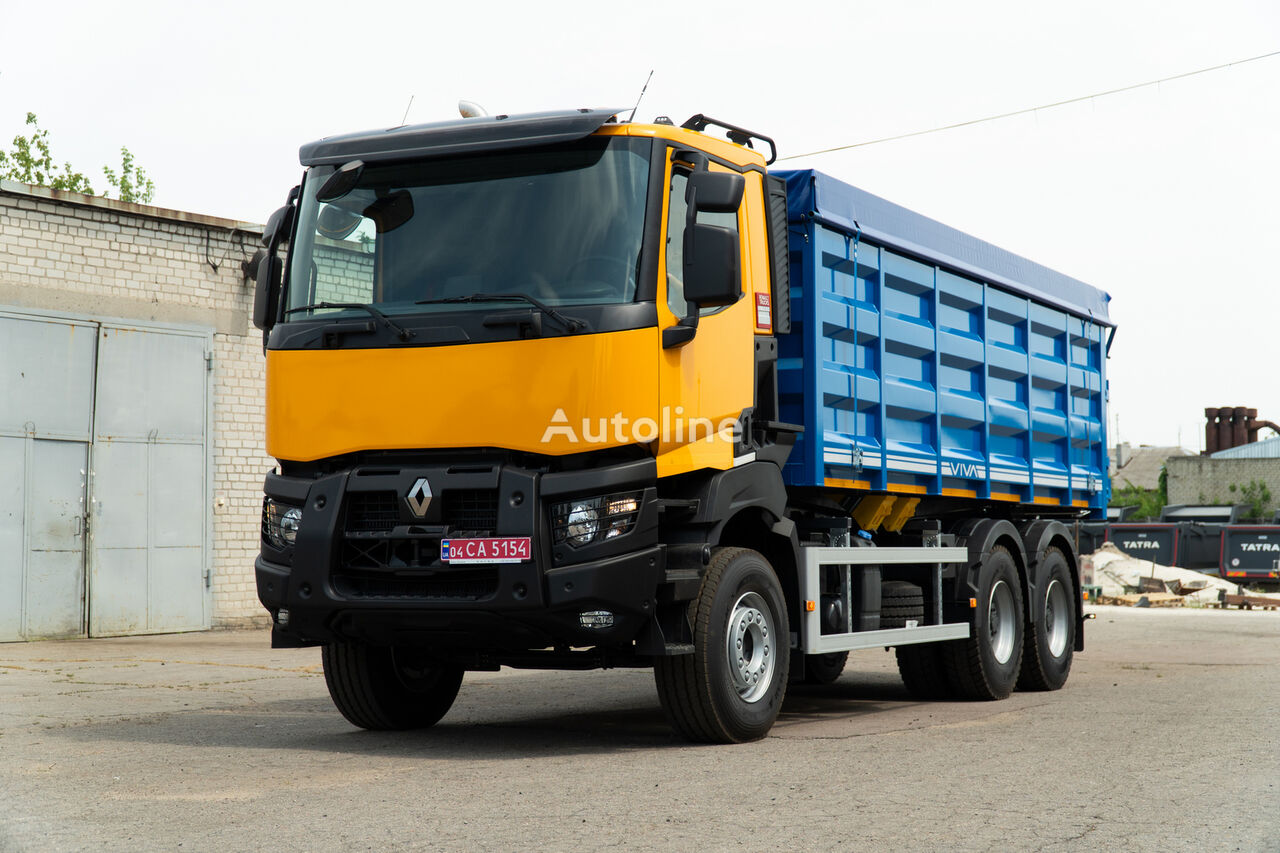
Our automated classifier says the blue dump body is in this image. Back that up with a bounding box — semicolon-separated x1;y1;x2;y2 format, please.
776;170;1113;517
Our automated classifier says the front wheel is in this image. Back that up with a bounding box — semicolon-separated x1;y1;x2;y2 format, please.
654;547;791;743
322;643;464;730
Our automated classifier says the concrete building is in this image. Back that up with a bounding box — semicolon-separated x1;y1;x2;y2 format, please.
1;180;270;640
1166;435;1280;517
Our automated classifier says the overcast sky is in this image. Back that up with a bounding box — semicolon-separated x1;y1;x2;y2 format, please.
2;0;1277;452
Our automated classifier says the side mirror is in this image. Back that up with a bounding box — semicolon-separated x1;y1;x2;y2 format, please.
254;200;296;333
683;223;740;308
252;250;283;330
315;159;364;203
261;204;294;247
686;171;744;214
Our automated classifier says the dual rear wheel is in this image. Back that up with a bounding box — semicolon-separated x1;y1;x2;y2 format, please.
895;545;1075;700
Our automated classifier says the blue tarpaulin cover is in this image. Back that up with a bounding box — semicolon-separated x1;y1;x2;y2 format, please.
778;170;1112;325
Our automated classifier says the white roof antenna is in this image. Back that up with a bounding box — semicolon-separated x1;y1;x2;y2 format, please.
458;100;489;118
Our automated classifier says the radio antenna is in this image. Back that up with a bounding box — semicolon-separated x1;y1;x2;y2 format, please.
400;94;415;126
627;70;654;123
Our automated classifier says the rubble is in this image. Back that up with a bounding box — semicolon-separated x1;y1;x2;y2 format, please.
1082;542;1280;608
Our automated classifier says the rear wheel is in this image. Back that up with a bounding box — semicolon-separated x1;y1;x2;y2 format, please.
322;643;464;730
942;545;1024;700
1017;548;1076;691
654;547;790;743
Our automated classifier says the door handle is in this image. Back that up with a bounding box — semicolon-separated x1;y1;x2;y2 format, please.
74;515;84;538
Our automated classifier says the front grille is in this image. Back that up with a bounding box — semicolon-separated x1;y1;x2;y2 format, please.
333;569;498;601
342;536;440;571
345;491;401;533
443;489;498;532
338;486;501;574
342;488;498;535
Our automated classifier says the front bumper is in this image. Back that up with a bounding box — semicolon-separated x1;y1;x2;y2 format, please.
255;456;663;650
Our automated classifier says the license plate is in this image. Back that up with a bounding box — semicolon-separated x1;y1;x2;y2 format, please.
440;537;531;564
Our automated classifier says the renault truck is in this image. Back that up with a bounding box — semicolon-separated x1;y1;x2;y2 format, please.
251;107;1112;742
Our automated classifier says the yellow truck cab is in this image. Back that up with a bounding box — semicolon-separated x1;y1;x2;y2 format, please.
253;108;1110;742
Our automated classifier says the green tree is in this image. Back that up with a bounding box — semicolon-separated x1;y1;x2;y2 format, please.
102;146;155;204
1227;480;1273;521
0;112;155;203
1109;481;1164;520
0;112;96;194
1109;464;1168;521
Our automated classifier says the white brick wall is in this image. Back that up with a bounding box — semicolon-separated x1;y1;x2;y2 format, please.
1;181;271;627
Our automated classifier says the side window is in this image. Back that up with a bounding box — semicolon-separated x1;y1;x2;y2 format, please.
665;170;739;319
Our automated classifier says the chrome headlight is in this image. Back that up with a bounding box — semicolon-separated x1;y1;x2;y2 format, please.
565;503;599;545
551;491;641;548
280;507;302;545
262;498;304;549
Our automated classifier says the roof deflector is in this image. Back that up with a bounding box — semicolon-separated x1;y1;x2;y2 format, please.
299;108;625;167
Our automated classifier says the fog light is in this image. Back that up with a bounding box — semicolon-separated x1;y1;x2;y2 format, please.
579;610;615;629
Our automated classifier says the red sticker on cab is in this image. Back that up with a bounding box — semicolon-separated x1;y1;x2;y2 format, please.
755;292;772;331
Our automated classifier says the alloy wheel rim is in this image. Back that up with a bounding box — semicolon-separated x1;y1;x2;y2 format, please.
988;579;1017;665
1044;578;1070;657
726;591;776;703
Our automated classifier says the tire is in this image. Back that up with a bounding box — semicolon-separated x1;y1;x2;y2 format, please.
802;651;849;685
941;545;1025;700
1017;547;1076;691
881;580;924;629
653;547;790;743
322;643;464;730
895;643;953;700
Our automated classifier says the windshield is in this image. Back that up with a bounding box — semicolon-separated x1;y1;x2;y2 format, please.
285;137;651;318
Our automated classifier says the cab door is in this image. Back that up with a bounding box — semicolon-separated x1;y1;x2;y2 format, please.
654;153;759;478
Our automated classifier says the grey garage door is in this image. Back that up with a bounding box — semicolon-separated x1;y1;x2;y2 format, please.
0;310;212;641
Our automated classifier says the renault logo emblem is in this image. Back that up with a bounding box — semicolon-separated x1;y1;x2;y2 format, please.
406;478;433;517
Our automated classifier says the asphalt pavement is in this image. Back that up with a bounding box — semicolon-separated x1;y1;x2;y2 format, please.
1;605;1278;852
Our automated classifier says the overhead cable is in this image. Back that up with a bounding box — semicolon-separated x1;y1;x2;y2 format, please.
778;49;1280;161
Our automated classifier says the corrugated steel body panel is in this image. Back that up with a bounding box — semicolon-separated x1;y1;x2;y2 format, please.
777;171;1109;515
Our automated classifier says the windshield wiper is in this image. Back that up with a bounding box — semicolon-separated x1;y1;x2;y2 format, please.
284;302;415;341
415;293;585;333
